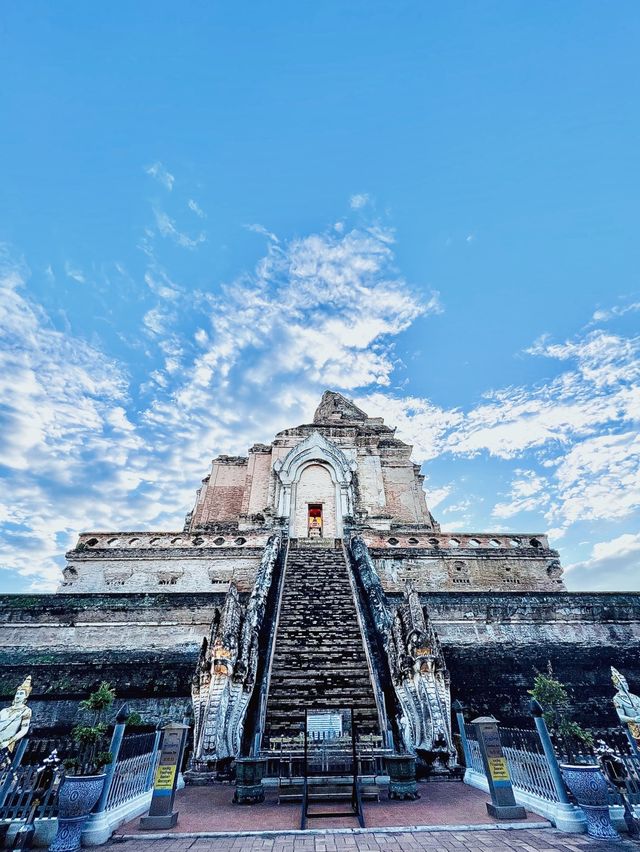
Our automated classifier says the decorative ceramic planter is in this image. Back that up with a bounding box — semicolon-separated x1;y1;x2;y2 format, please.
386;753;420;801
233;757;267;804
560;764;620;841
49;773;106;852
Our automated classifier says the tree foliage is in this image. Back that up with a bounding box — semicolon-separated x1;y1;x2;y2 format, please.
64;681;116;775
528;664;593;760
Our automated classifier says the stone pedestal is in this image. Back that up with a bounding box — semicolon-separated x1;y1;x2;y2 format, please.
232;757;267;804
386;753;420;800
140;723;189;831
472;716;526;821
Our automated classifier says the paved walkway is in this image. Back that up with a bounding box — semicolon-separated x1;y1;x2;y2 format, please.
117;783;546;834
111;827;635;851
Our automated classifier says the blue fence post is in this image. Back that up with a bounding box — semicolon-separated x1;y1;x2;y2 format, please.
453;700;471;767
0;737;29;808
94;703;129;814
529;699;571;805
144;726;163;792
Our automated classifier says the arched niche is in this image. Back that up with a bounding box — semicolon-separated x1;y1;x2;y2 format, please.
273;431;356;538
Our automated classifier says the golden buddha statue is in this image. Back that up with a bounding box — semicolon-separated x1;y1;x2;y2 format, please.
0;676;32;752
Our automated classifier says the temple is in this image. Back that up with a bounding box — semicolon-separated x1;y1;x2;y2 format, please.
61;391;563;595
2;392;639;761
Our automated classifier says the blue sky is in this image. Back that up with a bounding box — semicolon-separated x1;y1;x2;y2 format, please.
1;1;639;592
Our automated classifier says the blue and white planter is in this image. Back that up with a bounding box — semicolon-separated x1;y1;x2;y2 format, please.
49;774;106;852
560;764;620;841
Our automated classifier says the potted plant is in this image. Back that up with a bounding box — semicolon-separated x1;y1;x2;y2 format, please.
50;682;116;852
529;666;619;840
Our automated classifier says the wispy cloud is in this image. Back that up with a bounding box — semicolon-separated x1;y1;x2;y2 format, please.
245;223;279;243
591;300;640;324
350;193;370;210
145;161;175;191
64;261;85;283
361;328;640;558
153;208;206;249
188;199;206;218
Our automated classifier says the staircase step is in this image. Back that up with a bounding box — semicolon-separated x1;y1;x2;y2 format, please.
265;544;380;738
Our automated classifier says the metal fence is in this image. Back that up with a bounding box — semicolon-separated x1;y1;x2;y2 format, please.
105;732;159;811
460;716;640;808
0;727;161;824
0;760;63;820
499;726;560;802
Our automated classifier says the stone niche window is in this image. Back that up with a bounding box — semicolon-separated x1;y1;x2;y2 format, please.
407;537;419;546
104;569;132;587
157;572;182;586
85;538;99;547
62;566;78;586
451;560;471;584
502;566;521;584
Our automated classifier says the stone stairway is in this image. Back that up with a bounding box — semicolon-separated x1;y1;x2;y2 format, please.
264;543;380;739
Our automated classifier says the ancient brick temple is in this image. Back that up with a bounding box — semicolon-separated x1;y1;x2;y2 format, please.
2;391;639;758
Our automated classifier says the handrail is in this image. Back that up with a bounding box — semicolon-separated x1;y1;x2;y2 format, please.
341;539;388;740
243;533;290;755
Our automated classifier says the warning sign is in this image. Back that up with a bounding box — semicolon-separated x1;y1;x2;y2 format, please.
154;765;177;791
488;757;510;783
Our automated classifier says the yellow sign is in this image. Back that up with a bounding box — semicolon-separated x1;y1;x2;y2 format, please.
154;764;177;790
488;757;510;782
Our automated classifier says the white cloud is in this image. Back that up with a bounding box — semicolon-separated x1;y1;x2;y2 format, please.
591;300;640;323
350;193;370;210
64;262;85;283
188;199;206;218
565;532;640;591
245;223;279;243
153;208;206;249
360;328;640;546
145;161;175;191
492;471;549;519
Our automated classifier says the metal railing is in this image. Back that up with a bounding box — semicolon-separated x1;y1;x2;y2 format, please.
0;721;162;824
459;710;640;811
105;732;160;811
462;719;562;803
500;726;559;802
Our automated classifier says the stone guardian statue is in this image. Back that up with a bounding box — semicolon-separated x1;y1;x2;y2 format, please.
611;667;640;750
0;676;33;753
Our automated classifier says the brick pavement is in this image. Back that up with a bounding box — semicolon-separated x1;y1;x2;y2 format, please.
110;827;635;852
116;783;546;834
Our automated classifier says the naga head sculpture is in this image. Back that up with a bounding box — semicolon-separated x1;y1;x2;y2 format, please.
212;644;234;677
612;667;629;692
